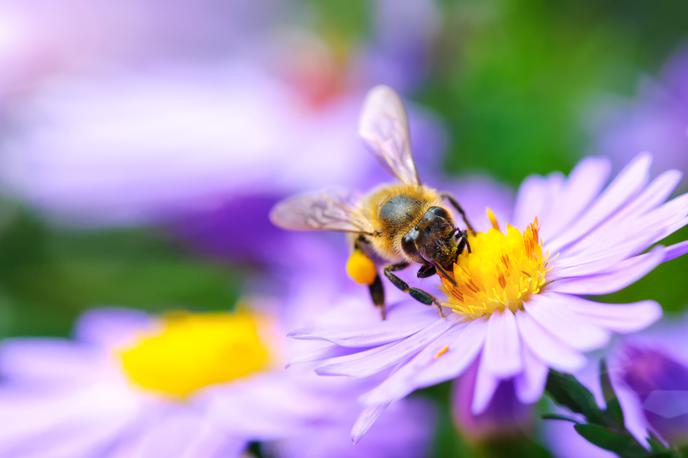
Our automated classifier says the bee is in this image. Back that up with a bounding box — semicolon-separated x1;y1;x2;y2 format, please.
270;85;474;319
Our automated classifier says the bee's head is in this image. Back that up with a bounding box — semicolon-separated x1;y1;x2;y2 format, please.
402;206;461;271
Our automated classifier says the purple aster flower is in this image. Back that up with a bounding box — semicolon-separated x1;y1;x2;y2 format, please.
0;306;435;456
290;154;688;441
452;361;532;441
546;313;688;456
587;46;688;175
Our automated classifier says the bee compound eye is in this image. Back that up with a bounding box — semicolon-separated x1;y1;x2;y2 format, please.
428;206;449;219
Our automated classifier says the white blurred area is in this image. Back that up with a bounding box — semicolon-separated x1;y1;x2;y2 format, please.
0;0;443;226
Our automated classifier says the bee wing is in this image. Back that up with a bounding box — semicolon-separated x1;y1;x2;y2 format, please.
358;85;421;185
269;189;375;234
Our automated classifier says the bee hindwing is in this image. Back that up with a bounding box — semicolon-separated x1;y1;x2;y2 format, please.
269;189;374;234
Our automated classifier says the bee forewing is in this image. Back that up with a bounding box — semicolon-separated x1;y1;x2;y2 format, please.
269;189;375;234
358;85;421;185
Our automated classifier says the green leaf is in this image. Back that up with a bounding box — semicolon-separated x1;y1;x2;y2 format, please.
597;359;625;428
646;433;683;458
599;359;625;428
600;359;615;402
541;413;579;423
574;424;647;458
546;370;603;423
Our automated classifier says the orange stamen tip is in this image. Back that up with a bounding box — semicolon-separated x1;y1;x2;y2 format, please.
486;208;501;231
434;345;449;359
446;216;548;320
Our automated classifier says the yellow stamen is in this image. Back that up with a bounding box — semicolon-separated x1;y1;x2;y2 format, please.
434;346;449;359
346;249;377;285
486;207;501;231
119;312;272;399
441;212;549;320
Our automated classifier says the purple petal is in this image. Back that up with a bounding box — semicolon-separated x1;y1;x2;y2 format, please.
412;318;487;387
0;383;139;455
515;312;586;372
201;373;337;440
74;307;153;349
471;354;500;414
536;172;566;228
315;318;454;377
551;246;666;295
548;154;652;254
524;293;609;351
515;345;548;403
359;323;465;405
482;311;522;377
559;296;661;333
0;339;104;382
120;411;242;458
513;175;554;230
609;169;683;223
554;192;688;275
351;403;390;444
665;240;688;262
453;361;534;440
540;157;611;243
288;307;436;348
274;396;435;458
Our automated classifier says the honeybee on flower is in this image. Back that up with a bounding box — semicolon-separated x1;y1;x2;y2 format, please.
271;85;474;319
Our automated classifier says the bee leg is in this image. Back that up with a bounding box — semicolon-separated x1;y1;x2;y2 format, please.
369;273;386;320
441;192;476;235
417;263;436;278
383;263;446;317
456;230;471;255
353;236;387;320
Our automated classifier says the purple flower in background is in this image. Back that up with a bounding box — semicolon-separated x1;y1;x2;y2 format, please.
546;313;688;457
452;361;532;442
587;46;688;175
620;346;688;446
358;0;439;91
291;154;688;441
0;0;283;102
0;0;444;264
0;306;435;457
270;399;434;458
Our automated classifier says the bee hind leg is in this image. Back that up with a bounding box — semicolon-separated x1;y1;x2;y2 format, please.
441;192;475;235
353;236;387;320
383;263;446;317
368;273;387;320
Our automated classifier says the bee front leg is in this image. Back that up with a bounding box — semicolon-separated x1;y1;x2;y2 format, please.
383;263;446;317
416;263;436;278
441;192;475;235
456;229;471;254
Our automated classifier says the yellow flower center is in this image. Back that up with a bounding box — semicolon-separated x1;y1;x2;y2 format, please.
442;210;549;319
119;312;272;399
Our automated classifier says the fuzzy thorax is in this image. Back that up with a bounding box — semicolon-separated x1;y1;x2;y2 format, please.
442;210;549;319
